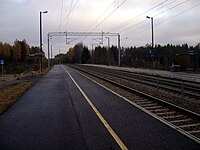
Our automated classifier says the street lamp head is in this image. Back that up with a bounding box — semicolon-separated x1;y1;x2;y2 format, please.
146;16;150;19
43;11;48;14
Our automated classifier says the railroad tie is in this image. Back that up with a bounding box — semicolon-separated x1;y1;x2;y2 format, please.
170;118;192;123
178;123;200;128
188;130;200;134
144;105;162;109
162;115;184;119
156;111;176;116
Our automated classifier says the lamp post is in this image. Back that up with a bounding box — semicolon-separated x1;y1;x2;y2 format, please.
51;44;53;61
118;34;121;66
146;16;154;49
105;37;110;65
40;10;48;71
47;33;50;68
105;37;110;49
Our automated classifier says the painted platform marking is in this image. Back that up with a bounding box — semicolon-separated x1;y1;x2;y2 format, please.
62;66;128;150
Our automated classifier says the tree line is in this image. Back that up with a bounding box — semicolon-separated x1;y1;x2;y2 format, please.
54;42;200;72
1;39;199;73
0;39;47;73
121;43;200;71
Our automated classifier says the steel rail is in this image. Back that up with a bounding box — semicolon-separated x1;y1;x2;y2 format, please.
78;65;200;100
68;64;200;142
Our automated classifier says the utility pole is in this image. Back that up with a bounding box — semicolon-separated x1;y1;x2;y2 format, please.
102;31;104;45
40;11;42;71
51;45;53;60
106;37;110;65
146;16;154;49
39;10;48;71
47;33;50;68
118;34;121;67
147;16;155;68
151;17;154;49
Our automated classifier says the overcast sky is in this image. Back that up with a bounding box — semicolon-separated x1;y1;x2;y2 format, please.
1;0;200;56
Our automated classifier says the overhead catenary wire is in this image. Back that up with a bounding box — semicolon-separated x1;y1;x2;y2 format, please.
130;2;200;43
90;0;128;32
109;0;183;33
155;3;200;27
119;20;147;33
78;0;127;45
153;0;190;18
55;0;80;54
59;0;64;31
119;0;190;33
66;0;74;28
86;0;117;32
108;0;170;32
78;0;117;44
147;0;180;16
61;0;80;29
55;0;198;49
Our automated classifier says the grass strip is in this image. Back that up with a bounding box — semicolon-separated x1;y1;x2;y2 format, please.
0;82;34;114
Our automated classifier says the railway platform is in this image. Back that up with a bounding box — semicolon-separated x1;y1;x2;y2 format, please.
1;65;199;149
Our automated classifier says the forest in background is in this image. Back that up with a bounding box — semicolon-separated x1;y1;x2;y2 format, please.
54;42;200;72
1;40;200;74
0;40;47;74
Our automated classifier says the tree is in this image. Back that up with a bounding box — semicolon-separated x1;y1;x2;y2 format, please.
53;53;67;64
93;46;107;64
90;50;95;64
81;46;90;64
1;43;11;61
195;43;200;69
30;46;40;64
109;46;118;65
12;40;21;62
19;39;30;63
0;42;3;59
73;43;83;63
66;47;74;63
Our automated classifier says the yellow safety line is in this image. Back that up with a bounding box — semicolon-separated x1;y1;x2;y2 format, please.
63;66;128;150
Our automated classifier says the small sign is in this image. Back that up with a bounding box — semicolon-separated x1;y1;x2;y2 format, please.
148;50;152;54
188;47;194;55
148;49;154;57
0;59;4;65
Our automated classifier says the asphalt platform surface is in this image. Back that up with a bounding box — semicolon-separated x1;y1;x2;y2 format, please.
0;65;199;150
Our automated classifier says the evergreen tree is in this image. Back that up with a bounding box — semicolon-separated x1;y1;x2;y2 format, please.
12;40;21;62
81;46;90;64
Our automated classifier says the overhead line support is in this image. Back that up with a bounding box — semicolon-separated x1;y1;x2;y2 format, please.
47;31;121;67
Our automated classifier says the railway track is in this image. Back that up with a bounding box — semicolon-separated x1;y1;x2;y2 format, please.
76;65;200;100
68;64;200;143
